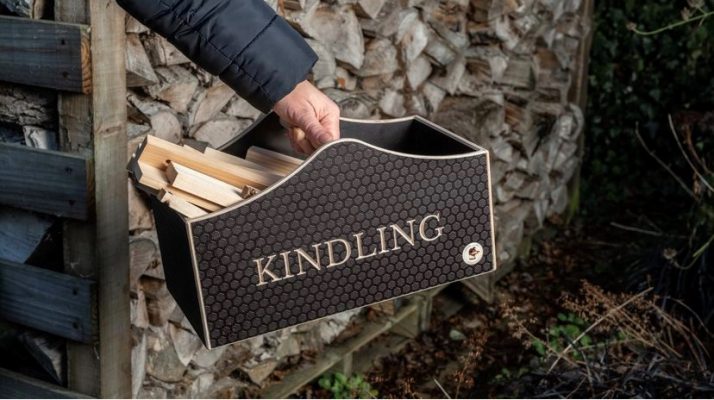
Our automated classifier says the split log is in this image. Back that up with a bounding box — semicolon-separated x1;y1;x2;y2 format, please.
22;126;57;150
283;0;320;36
354;0;386;19
356;38;398;77
306;39;337;88
224;97;261;120
0;0;46;18
191;117;252;149
398;19;429;62
335;67;357;91
245;146;302;176
146;66;199;114
128;93;182;144
19;332;63;385
0;208;53;264
135;135;282;189
283;0;306;10
157;189;208;219
126;34;158;87
166;161;244;207
431;54;466;95
134;161;222;212
379;89;406;117
144;34;190;66
306;6;364;69
188;83;235;127
126;14;149;34
0;82;56;129
128;178;153;231
406;55;432;90
203;147;279;175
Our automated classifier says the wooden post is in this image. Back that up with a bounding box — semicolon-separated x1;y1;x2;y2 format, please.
55;0;130;397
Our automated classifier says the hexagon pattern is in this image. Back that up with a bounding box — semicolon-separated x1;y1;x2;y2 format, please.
191;141;494;346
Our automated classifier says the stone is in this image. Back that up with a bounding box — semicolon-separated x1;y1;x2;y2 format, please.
356;38;398;77
449;329;466;341
307;6;365;69
191;118;253;149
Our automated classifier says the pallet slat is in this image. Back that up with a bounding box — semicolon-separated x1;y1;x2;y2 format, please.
0;367;91;399
0;16;90;93
0;259;94;343
0;142;89;219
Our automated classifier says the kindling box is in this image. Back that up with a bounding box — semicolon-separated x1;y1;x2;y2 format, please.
131;114;496;348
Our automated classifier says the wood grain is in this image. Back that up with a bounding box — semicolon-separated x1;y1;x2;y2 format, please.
0;142;89;219
166;161;244;207
0;259;94;342
137;135;282;189
135;161;221;211
246;146;302;175
0;16;91;93
0;367;91;399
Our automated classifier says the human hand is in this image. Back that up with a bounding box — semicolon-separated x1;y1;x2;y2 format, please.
273;80;340;154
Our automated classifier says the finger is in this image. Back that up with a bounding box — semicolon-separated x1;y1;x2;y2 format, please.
296;112;334;148
321;104;341;141
293;127;314;154
286;129;302;154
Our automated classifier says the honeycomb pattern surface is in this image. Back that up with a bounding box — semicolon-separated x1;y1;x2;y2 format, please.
191;141;494;346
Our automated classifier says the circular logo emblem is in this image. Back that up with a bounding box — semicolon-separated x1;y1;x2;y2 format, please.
462;242;484;265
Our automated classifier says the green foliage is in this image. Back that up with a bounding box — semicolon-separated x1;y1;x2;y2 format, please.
318;373;378;399
531;312;592;360
583;0;714;208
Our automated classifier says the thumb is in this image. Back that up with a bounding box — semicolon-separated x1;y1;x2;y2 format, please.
297;113;333;147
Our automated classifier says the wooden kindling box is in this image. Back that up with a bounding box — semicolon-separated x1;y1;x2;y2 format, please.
129;113;497;348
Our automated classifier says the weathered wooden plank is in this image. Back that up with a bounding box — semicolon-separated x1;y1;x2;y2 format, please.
54;0;131;396
54;0;100;396
0;259;94;343
0;367;91;399
261;301;420;399
0;143;89;219
0;16;90;93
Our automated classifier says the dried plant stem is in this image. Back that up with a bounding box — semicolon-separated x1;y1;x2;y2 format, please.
630;10;714;36
547;287;654;373
668;114;714;193
634;124;696;199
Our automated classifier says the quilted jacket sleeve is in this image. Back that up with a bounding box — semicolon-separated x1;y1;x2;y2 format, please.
116;0;318;112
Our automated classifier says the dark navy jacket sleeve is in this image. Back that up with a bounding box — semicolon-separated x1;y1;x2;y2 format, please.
116;0;318;112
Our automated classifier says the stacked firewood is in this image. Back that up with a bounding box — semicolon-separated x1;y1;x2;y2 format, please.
131;136;301;218
119;0;589;397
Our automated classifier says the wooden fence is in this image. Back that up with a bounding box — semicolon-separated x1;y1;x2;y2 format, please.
0;0;130;397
